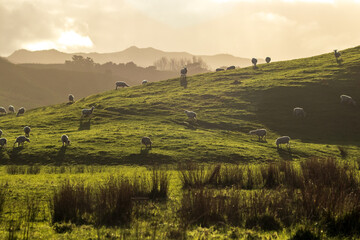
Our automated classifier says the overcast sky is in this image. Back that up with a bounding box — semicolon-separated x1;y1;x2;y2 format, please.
1;0;360;60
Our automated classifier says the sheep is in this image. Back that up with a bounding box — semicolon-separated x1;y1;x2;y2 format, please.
0;129;2;137
265;57;271;63
0;138;6;147
249;129;267;141
8;105;15;113
252;58;258;68
216;68;224;72
275;136;290;149
226;66;235;70
69;94;75;103
141;136;152;148
334;50;341;60
142;80;148;85
14;136;30;147
82;106;95;117
61;134;70;146
115;81;129;89
180;67;188;76
0;107;6;115
184;110;197;121
340;95;356;106
293;107;306;118
24;126;31;137
17;107;25;117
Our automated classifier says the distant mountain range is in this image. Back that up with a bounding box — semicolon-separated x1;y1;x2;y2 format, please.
6;46;264;69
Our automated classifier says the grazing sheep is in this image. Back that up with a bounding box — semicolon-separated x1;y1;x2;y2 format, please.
82;106;95;117
252;58;258;68
24;126;31;137
17;107;25;117
265;57;271;63
249;129;267;141
340;95;356;106
180;67;188;76
142;80;148;85
293;107;306;118
0;107;6;115
69;94;75;103
116;81;129;89
334;50;341;59
276;136;290;149
14;136;30;147
8;105;15;113
61;134;70;146
141;137;152;148
0;138;6;147
184;110;197;121
226;66;235;70
216;68;224;72
0;129;2;137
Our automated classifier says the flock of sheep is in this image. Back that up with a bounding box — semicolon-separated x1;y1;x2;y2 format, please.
0;50;355;153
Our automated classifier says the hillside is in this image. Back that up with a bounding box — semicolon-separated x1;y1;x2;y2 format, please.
6;47;262;69
1;46;360;164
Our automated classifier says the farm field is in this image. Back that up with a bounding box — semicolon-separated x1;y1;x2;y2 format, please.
0;47;360;239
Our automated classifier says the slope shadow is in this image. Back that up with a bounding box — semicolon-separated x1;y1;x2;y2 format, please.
79;119;91;130
55;146;67;164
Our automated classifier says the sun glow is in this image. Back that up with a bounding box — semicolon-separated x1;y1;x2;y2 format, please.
23;31;93;51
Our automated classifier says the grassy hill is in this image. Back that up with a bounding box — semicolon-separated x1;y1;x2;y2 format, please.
1;46;360;165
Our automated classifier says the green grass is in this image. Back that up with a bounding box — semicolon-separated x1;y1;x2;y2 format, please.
1;46;360;164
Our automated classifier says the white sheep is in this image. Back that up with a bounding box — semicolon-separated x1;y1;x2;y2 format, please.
340;95;356;106
0;107;6;115
249;129;267;141
82;106;95;117
14;136;30;147
115;81;129;89
24;126;31;137
0;138;6;147
61;134;70;146
142;80;148;85
0;129;2;137
184;110;197;121
69;94;75;103
141;137;152;148
275;136;291;149
8;105;15;113
293;107;306;118
17;107;25;117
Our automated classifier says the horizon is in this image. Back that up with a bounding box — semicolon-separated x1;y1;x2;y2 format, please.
1;0;360;61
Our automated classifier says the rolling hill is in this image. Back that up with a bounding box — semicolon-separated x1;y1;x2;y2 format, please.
6;46;263;69
0;46;360;165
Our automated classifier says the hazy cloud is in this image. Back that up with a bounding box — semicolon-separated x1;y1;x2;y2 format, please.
0;0;360;60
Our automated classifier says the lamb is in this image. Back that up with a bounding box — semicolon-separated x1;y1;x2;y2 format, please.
14;136;30;147
184;110;197;121
0;138;6;147
275;136;290;149
82;106;95;117
142;80;148;85
293;107;306;118
116;81;129;89
61;134;70;146
0;129;2;137
24;126;31;137
226;66;235;70
141;136;152;148
216;68;224;72
180;67;188;76
8;105;15;113
17;107;25;117
249;129;267;141
0;107;6;115
340;95;356;106
69;94;75;103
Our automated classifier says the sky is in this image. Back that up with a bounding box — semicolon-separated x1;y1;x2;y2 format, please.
0;0;360;60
